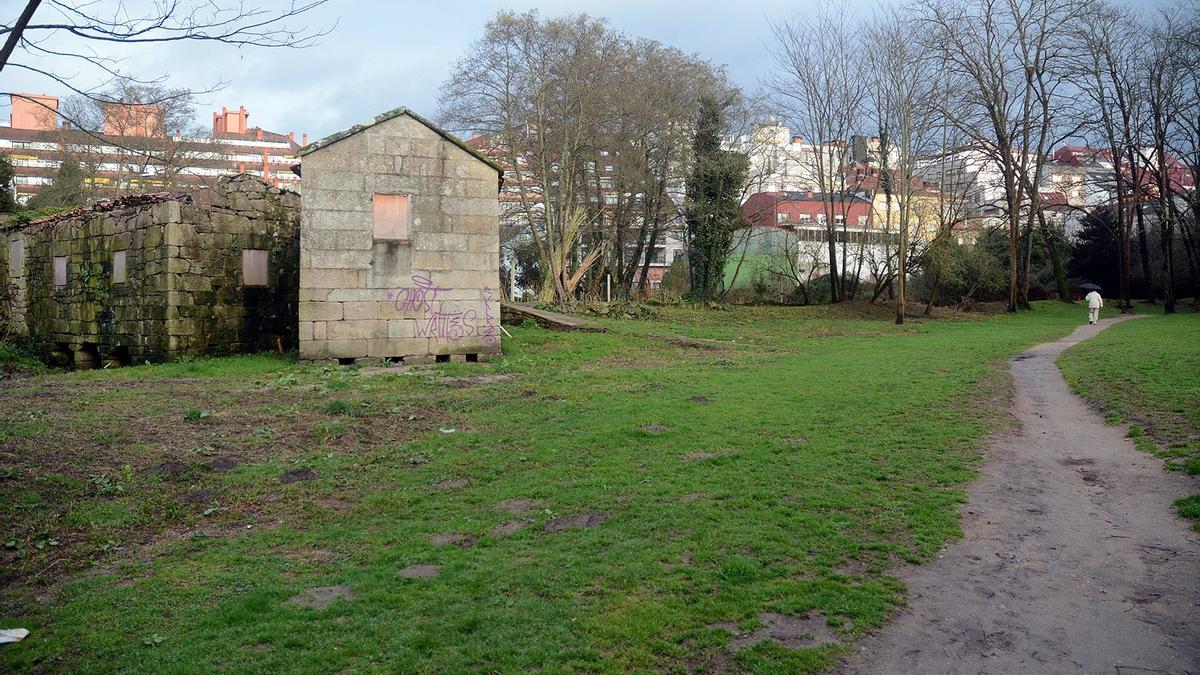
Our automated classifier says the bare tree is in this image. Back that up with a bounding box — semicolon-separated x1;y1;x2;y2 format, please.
766;3;867;303
864;10;945;322
1134;9;1189;313
920;0;1089;312
440;10;730;303
1073;5;1140;310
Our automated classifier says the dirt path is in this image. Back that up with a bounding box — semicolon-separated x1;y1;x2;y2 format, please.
840;316;1200;674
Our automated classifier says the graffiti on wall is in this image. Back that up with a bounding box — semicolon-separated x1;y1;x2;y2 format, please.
481;285;499;345
386;275;499;345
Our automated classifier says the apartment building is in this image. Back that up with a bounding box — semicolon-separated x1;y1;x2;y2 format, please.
1;94;303;203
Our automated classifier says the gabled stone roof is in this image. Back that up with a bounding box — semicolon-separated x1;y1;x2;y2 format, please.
296;106;503;175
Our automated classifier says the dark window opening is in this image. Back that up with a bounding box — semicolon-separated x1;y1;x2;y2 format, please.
76;342;100;370
465;353;479;363
106;345;131;367
435;354;450;363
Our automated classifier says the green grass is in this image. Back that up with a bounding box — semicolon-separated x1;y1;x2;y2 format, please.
1059;311;1200;531
0;302;1091;673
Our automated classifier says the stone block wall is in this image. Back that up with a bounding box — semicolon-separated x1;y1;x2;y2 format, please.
0;175;299;365
297;111;502;362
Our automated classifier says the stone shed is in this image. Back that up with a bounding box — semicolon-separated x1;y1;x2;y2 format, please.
295;107;503;363
0;175;299;366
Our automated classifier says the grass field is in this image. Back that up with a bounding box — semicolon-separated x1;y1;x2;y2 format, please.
1059;309;1200;530
1;301;1098;673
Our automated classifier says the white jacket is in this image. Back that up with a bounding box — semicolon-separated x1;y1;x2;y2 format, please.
1085;291;1103;309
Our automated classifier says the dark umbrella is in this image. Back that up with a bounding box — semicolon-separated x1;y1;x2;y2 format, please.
1078;282;1102;291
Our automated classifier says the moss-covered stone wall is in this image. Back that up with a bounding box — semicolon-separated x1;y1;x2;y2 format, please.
0;175;299;365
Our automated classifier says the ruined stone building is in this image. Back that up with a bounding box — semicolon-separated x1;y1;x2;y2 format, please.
0;175;299;366
296;107;503;363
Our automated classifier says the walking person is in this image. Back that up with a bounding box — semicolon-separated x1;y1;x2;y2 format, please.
1085;288;1104;325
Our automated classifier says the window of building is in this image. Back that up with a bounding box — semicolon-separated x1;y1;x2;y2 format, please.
111;250;127;284
599;177;613;189
604;165;614;173
53;256;67;287
858;215;868;226
373;193;411;241
242;249;269;286
817;214;827;224
777;212;789;224
673;249;684;262
586;161;596;172
9;240;22;275
599;150;610;157
798;214;811;224
835;214;845;225
604;194;618;205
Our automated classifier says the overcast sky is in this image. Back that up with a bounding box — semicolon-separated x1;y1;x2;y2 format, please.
1;0;883;140
2;0;1167;142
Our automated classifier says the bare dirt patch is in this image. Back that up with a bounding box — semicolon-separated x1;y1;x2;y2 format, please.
207;457;238;472
431;478;470;491
398;564;439;579
680;452;719;462
280;468;318;484
782;436;809;446
285;585;353;609
688;396;713;404
431;533;477;548
641;424;670;434
176;489;216;506
152;461;192;478
711;611;839;651
543;512;607;533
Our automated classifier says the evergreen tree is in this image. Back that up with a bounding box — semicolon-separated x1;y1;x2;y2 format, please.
685;95;747;302
28;159;87;209
0;154;16;213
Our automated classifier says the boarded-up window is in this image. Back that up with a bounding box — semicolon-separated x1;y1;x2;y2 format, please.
242;249;268;286
373;194;410;241
8;240;22;274
112;250;127;284
53;256;67;287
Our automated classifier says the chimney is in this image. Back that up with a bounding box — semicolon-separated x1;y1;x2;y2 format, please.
302;133;308;145
792;136;804;144
256;127;263;141
287;131;295;143
262;149;270;179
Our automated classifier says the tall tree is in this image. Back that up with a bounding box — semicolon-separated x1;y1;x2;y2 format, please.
1074;5;1138;310
920;0;1088;312
865;10;944;323
440;10;729;303
766;3;866;303
686;95;748;301
0;153;16;212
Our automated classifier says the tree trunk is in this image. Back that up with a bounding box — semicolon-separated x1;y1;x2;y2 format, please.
1134;203;1155;302
924;268;941;316
1037;209;1071;303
